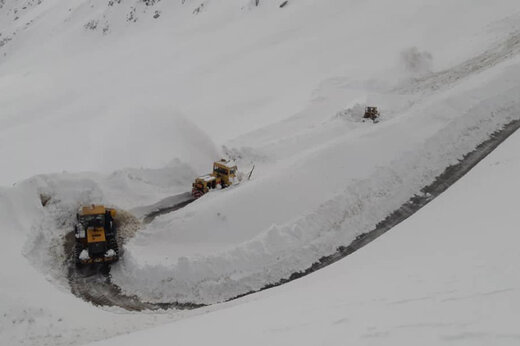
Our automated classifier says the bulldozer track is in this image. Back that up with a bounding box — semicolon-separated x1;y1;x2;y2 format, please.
143;198;195;224
66;261;201;311
65;119;520;310
67;261;161;312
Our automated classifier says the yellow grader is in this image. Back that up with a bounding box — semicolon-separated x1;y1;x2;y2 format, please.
192;160;238;198
74;205;119;266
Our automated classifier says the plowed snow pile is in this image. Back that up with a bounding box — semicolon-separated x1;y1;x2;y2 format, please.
1;1;520;345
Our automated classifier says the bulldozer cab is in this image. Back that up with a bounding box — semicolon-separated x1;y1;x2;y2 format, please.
77;206;115;233
77;215;105;243
213;160;237;187
78;213;104;229
77;206;111;244
78;205;116;218
213;160;237;178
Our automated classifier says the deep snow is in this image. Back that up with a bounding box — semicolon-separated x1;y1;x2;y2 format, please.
0;0;519;184
1;0;520;345
89;125;520;346
111;43;520;305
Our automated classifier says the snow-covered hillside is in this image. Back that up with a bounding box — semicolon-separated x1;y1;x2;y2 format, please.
89;124;520;346
1;1;519;345
1;0;518;184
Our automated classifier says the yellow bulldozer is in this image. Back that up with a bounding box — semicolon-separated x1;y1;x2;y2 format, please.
74;205;119;266
192;160;238;198
363;106;380;122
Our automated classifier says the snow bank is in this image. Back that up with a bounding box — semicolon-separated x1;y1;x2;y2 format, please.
15;157;194;293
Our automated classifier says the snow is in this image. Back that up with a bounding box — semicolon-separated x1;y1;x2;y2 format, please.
0;0;519;345
199;174;216;182
0;177;182;346
79;249;89;260
88;113;520;346
105;249;116;258
110;51;520;305
0;0;518;185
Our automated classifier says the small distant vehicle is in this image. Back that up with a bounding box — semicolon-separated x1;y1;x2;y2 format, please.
74;205;119;266
363;106;380;122
192;160;238;198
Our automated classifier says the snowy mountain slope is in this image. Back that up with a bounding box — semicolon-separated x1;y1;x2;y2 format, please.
110;44;520;304
89;115;520;346
0;1;520;345
0;0;518;184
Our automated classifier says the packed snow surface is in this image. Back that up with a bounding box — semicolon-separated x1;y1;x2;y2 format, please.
0;0;519;345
